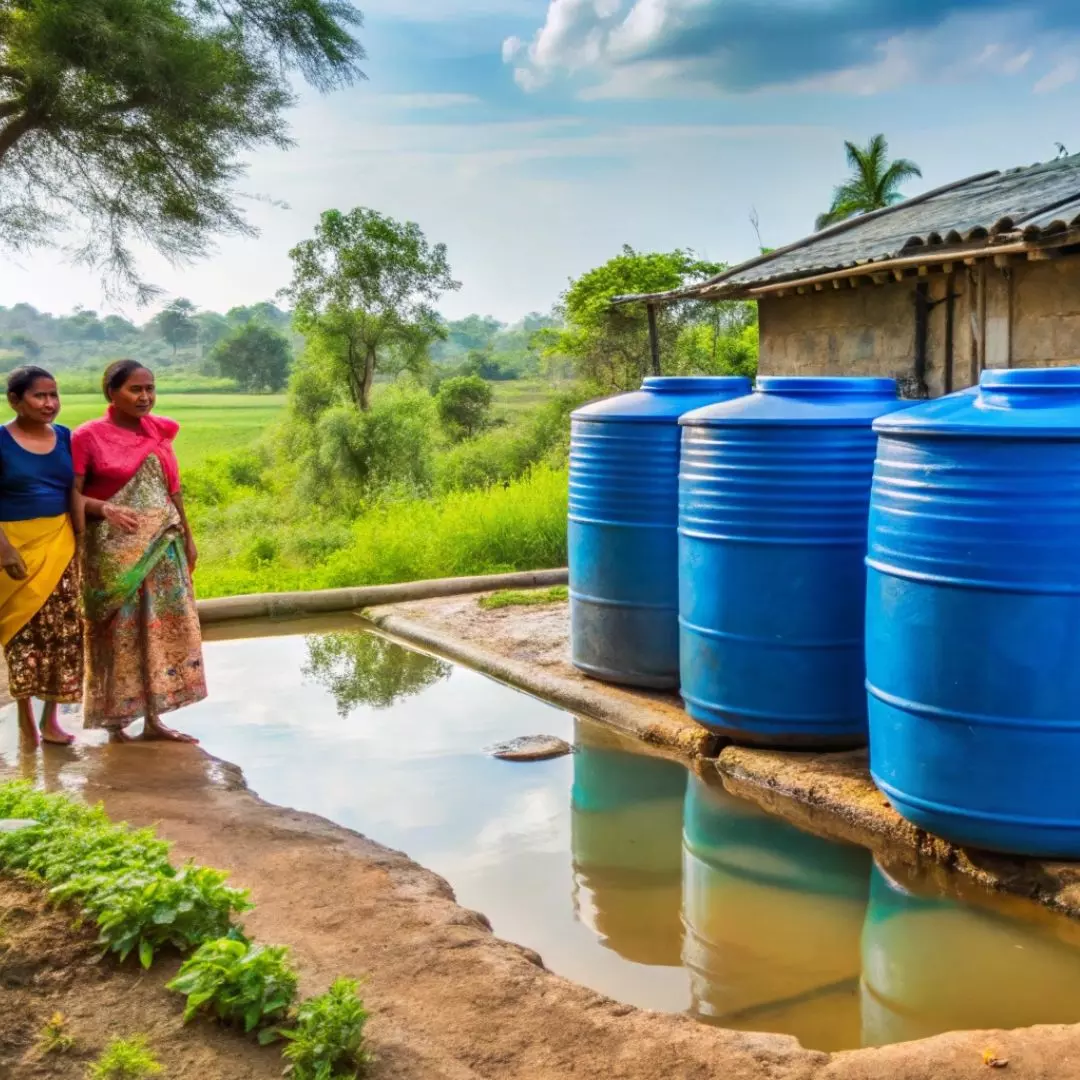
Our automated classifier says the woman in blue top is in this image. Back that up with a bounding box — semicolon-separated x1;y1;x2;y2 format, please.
0;366;84;746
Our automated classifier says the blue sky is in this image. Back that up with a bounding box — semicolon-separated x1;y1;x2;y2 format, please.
2;0;1079;323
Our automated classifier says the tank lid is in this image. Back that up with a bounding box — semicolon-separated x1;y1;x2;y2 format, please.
680;375;907;427
758;376;898;396
874;366;1080;438
642;376;748;393
572;375;751;423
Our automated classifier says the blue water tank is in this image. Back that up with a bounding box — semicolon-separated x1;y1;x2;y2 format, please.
569;376;751;688
867;367;1080;857
678;376;908;745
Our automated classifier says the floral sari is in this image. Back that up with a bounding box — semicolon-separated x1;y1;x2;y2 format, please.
81;454;206;729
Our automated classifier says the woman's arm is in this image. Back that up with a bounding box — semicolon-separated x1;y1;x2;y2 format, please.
170;489;197;572
69;481;85;538
0;525;27;579
74;476;139;532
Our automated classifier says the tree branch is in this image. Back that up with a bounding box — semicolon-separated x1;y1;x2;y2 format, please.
0;110;39;165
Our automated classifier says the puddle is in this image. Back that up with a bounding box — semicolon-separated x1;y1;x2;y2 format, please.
4;621;1080;1052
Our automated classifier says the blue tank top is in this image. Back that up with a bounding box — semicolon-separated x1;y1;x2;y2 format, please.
0;424;74;522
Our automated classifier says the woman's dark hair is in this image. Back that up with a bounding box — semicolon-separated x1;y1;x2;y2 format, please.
7;365;55;400
102;359;151;402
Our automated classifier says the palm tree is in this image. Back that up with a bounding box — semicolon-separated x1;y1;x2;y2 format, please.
815;134;922;230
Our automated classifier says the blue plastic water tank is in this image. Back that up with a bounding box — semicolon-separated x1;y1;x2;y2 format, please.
867;367;1080;857
678;376;907;745
569;376;751;688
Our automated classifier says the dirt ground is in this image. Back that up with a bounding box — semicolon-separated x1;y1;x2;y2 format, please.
4;742;1080;1079
0;876;281;1079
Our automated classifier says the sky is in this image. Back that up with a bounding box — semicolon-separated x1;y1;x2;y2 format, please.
2;0;1080;324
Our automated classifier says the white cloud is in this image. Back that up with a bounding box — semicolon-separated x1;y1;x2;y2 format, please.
1034;58;1080;93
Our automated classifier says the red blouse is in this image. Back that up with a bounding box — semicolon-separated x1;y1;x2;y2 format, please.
72;409;182;502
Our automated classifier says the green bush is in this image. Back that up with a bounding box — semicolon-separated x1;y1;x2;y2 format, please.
436;374;493;440
282;978;371;1080
168;936;298;1038
86;1036;163;1079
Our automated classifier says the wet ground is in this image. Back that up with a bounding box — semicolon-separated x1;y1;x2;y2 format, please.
4;618;1080;1057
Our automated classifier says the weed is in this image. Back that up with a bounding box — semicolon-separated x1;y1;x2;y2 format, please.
168;936;298;1039
281;978;371;1079
85;1036;163;1079
478;585;568;610
37;1012;75;1054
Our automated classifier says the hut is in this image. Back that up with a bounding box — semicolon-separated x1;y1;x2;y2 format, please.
617;154;1080;397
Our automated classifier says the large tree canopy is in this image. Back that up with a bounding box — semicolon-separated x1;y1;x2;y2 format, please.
0;0;364;298
283;207;459;411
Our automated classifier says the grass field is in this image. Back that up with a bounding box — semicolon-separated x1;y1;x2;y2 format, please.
55;393;287;468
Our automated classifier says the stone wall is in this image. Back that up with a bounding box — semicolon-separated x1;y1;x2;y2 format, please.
756;252;1080;396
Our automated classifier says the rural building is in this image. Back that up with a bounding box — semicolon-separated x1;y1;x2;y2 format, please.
623;153;1080;397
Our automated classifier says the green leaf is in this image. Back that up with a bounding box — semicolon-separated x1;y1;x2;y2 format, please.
257;1027;281;1046
139;940;154;969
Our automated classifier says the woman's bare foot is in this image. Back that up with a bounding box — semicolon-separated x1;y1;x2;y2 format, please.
108;727;135;744
39;704;75;746
141;717;199;744
15;701;40;749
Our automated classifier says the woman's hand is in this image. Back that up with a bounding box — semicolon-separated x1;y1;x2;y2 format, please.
0;541;27;580
103;504;140;533
184;531;198;573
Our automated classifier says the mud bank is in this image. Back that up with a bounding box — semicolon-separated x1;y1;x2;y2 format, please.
4;743;1080;1080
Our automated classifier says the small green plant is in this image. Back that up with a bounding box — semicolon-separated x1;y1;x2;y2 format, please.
281;978;371;1079
479;585;568;610
52;863;253;968
37;1011;75;1054
86;1035;162;1079
167;935;298;1040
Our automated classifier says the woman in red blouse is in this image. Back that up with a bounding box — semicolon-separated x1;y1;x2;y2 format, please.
73;360;206;742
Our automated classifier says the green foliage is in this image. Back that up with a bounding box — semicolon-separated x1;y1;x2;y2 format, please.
436;374;493;441
37;1012;75;1055
546;245;749;391
281;978;371;1080
0;0;365;297
86;1035;163;1080
672;315;759;379
815;134;922;230
479;585;568;610
211;322;292;392
167;936;298;1038
283;207;460;410
303;632;451;714
0;781;251;969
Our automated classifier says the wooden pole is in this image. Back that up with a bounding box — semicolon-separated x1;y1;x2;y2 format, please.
647;304;661;375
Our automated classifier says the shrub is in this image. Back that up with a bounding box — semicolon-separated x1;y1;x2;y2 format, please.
168;936;298;1039
86;1036;162;1079
436;374;493;440
281;978;371;1080
52;864;253;968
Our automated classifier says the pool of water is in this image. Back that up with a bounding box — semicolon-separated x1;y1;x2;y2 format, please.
5;620;1080;1051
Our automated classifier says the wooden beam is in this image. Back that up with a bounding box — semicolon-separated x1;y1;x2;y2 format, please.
646;304;660;376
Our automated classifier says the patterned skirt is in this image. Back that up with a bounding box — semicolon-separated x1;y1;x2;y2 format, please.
82;455;207;729
4;559;84;703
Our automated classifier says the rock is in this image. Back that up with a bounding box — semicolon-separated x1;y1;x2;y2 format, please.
487;736;572;762
0;819;38;833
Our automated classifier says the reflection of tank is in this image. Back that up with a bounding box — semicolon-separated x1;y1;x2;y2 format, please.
682;774;871;1051
861;861;1080;1047
570;720;687;965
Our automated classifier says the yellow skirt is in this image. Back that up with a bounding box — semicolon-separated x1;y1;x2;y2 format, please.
0;514;76;647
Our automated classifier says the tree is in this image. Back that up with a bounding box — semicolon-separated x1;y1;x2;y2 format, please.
211;321;292;391
152;298;198;356
545;245;725;391
815;135;922;230
0;0;365;298
282;207;459;411
436;375;493;441
8;332;40;359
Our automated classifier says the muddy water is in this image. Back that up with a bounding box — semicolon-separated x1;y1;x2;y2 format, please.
5;621;1080;1052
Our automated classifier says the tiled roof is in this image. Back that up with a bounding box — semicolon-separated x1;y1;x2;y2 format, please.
616;154;1080;304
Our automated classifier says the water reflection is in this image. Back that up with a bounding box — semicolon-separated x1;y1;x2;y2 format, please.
303;632;451;713
570;721;686;965
861;860;1080;1046
681;774;871;1051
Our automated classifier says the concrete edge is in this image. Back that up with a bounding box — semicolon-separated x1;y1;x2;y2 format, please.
196;568;568;625
364;611;720;760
